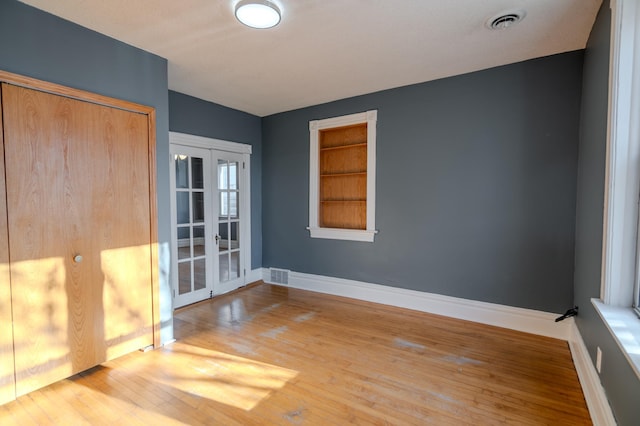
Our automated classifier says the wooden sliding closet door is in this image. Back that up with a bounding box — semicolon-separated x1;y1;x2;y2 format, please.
1;83;154;396
0;89;16;405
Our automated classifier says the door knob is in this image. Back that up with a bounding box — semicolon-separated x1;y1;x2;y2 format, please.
73;255;83;263
214;235;220;244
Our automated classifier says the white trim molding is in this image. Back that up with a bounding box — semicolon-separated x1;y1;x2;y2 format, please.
601;0;640;307
308;110;377;242
246;268;264;284
263;269;572;340
595;3;640;416
306;227;377;242
170;131;252;154
569;321;618;426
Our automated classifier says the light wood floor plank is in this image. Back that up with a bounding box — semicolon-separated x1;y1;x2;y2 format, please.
0;282;591;424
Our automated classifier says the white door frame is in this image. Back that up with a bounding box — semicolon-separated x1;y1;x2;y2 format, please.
169;131;252;308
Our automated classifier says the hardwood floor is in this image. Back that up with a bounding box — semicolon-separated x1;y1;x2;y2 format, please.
0;282;591;425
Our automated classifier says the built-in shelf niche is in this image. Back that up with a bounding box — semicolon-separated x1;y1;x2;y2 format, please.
308;110;377;242
319;123;367;229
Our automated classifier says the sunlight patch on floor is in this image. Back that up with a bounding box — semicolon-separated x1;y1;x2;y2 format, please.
156;343;299;411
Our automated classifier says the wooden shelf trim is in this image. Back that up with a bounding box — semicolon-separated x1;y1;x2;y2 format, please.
320;200;366;203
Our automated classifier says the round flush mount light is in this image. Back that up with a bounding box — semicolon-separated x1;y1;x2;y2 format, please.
235;0;281;29
486;10;526;30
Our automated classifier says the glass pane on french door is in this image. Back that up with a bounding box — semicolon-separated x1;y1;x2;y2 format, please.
171;147;213;308
216;155;243;291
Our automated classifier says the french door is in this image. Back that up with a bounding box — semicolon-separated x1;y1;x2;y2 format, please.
170;145;212;308
170;143;250;309
215;152;246;295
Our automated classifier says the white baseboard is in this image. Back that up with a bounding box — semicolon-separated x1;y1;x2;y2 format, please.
247;268;264;284
263;268;572;340
569;324;617;426
259;268;614;424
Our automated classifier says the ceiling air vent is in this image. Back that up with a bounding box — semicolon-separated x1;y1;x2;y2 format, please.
487;11;526;30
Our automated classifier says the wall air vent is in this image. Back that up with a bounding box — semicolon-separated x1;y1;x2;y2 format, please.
269;268;289;285
487;10;526;30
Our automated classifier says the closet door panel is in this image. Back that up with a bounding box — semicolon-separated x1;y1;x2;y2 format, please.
0;87;16;405
2;83;153;396
3;83;93;396
90;105;153;360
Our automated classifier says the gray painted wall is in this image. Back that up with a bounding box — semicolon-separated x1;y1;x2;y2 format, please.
168;91;263;269
0;0;173;343
262;52;584;314
4;1;635;421
574;1;640;424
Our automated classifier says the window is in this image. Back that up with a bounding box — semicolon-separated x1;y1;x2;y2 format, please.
635;280;640;317
596;0;640;377
308;110;377;242
602;0;640;309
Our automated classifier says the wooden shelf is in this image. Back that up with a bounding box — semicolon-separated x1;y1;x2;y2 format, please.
320;123;367;149
320;201;366;229
320;172;366;177
320;142;367;152
320;146;366;175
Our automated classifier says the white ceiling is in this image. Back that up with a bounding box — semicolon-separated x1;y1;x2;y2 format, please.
20;0;602;117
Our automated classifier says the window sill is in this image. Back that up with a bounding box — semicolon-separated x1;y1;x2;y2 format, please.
307;227;377;242
592;298;640;379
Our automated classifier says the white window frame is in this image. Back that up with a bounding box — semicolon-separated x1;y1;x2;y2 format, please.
307;110;378;242
595;0;640;379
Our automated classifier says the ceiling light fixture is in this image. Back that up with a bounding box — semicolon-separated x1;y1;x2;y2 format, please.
235;0;281;29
